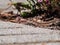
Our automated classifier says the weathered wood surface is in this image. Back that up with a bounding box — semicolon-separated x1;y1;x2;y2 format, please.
0;21;60;45
0;0;60;45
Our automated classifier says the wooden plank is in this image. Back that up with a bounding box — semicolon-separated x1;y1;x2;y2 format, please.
0;35;60;43
0;27;60;34
0;21;60;44
0;21;60;35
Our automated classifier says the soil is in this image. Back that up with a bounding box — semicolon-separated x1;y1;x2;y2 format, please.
0;11;60;30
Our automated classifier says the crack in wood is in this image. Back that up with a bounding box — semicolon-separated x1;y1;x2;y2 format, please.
0;33;41;36
7;40;60;44
0;40;60;45
0;27;23;29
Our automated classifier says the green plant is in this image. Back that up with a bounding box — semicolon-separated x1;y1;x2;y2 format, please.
9;0;60;18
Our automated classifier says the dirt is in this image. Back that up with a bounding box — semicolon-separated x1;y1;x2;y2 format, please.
0;11;60;30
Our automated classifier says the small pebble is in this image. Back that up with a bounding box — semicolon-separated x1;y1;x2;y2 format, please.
20;19;27;22
1;13;12;17
33;18;37;22
15;17;20;22
37;20;41;23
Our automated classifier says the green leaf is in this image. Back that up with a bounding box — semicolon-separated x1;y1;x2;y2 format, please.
21;12;30;17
